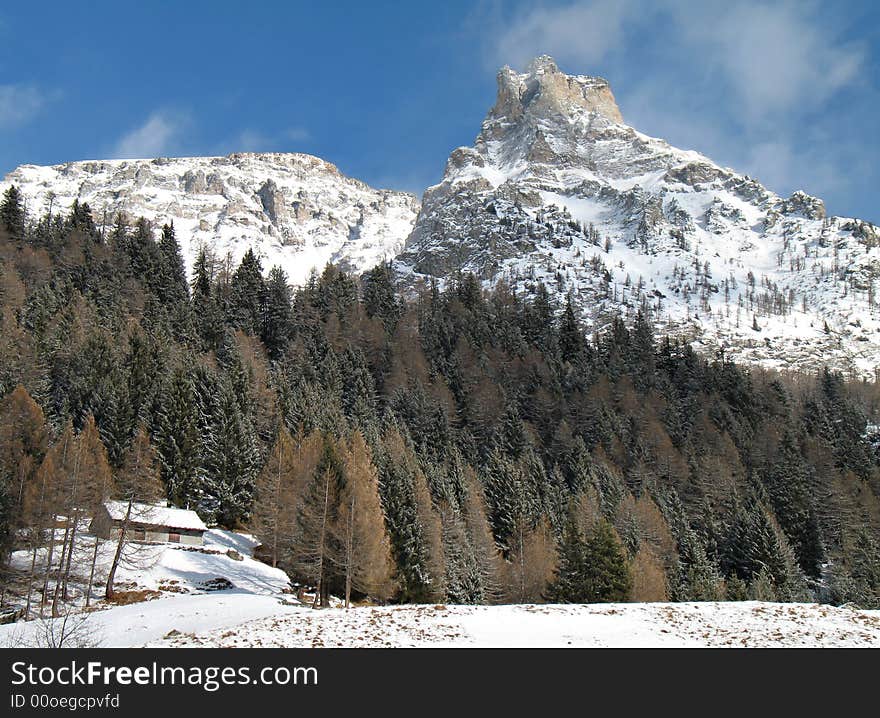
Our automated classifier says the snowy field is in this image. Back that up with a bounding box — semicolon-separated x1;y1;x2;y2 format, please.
2;596;879;648
144;601;880;648
3;527;879;648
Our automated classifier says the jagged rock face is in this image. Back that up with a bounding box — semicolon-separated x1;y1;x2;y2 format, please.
2;152;419;284
398;56;880;379
490;55;623;127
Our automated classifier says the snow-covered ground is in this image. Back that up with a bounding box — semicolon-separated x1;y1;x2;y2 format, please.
4;525;879;648
3;597;878;648
146;601;880;648
7;527;290;600
0;526;294;646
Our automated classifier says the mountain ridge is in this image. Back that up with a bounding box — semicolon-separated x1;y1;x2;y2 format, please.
2;151;420;286
3;57;879;378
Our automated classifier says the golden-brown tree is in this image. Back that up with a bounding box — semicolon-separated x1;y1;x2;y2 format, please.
77;416;115;607
461;469;504;602
250;423;299;569
630;542;669;602
504;516;557;603
336;431;395;607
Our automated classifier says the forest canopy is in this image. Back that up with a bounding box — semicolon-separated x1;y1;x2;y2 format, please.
1;185;880;611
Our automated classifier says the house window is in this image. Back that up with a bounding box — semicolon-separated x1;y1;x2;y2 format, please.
132;528;146;541
169;532;180;543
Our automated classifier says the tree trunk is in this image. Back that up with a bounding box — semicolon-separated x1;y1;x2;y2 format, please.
313;470;331;609
345;491;355;609
24;542;39;619
85;535;101;607
105;499;132;601
519;524;525;604
51;515;73;617
54;444;81;614
23;469;49;619
40;512;58;613
60;508;79;602
272;438;281;568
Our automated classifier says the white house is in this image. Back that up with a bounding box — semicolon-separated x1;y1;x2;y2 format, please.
90;501;208;546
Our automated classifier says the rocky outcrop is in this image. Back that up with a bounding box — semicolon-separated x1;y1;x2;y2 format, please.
490;56;623;126
781;190;826;220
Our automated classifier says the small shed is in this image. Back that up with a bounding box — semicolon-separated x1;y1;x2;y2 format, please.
90;501;208;546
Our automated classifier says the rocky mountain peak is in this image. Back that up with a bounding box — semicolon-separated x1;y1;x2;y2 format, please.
398;59;880;380
490;55;623;128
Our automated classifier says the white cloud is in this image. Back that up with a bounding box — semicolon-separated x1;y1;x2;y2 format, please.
282;127;310;142
482;1;868;209
489;0;637;71
487;1;862;120
233;129;273;152
0;84;53;129
112;111;186;159
220;126;311;154
666;0;864;121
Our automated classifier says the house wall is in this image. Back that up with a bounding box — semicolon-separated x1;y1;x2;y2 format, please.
90;511;205;546
130;526;204;546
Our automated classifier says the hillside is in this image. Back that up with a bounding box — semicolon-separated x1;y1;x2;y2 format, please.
1;59;880;632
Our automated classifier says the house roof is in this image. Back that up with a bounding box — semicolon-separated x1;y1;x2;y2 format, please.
103;500;208;532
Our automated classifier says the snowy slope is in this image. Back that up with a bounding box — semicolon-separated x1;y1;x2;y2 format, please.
0;526;300;647
155;602;880;648
7;527;290;598
397;56;880;378
1;153;419;285
3;599;879;648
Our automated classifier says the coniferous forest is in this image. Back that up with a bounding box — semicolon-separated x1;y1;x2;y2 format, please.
2;184;880;612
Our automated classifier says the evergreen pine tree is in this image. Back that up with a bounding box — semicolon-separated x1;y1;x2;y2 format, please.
362;261;402;331
762;433;824;577
261;265;293;359
378;429;444;602
0;185;26;241
582;518;632;602
152;366;203;508
199;380;259;527
156;222;189;306
229;248;266;335
546;510;588;602
558;295;584;364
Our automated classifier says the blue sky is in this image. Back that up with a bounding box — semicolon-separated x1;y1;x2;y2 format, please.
1;1;878;222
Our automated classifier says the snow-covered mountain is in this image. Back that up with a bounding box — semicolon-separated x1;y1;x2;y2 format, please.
1;152;419;285
397;56;880;379
3;56;879;377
